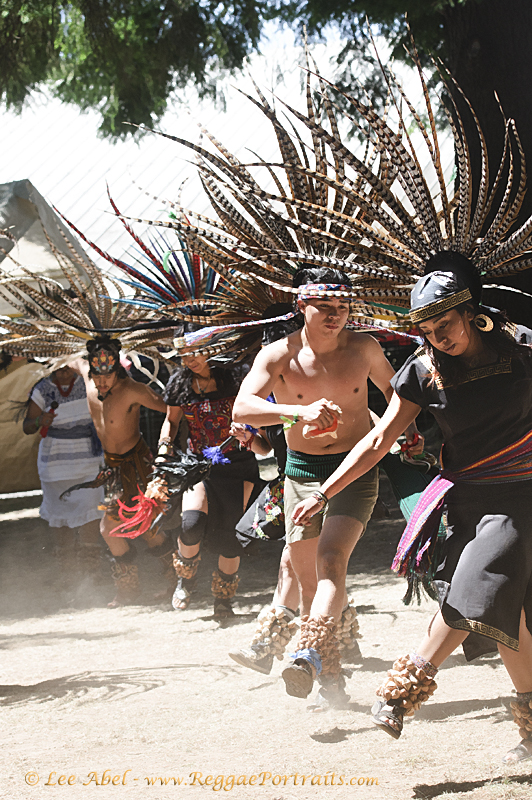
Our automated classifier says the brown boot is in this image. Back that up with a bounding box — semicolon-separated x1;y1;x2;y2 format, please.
211;570;239;619
229;606;297;675
108;546;140;607
337;600;362;663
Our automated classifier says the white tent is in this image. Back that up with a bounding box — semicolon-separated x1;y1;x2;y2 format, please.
0;179;93;315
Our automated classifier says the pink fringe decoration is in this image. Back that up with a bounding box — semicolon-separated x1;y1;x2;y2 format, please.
109;493;165;538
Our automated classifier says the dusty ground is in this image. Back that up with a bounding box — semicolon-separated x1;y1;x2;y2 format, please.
1;478;531;800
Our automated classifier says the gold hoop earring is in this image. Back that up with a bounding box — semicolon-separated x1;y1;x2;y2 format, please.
474;314;494;332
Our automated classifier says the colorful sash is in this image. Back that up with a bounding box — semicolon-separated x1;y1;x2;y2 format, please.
392;428;532;579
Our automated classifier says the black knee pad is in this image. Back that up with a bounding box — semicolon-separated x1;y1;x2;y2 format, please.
180;510;207;547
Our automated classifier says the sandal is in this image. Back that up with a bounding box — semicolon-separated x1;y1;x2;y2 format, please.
171;577;196;611
282;658;315;699
502;739;532;764
371;699;404;740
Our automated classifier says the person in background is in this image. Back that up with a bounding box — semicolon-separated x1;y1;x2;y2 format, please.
23;364;105;598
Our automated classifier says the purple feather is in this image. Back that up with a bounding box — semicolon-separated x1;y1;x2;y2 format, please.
202;446;231;465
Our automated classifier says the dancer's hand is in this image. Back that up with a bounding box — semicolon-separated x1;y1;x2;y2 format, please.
292;495;323;526
229;422;254;445
299;399;342;430
401;428;424;456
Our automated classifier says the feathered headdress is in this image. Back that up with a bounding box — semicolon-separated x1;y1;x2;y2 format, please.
55;188;294;362
114;37;531;331
97;51;425;347
0;216;173;365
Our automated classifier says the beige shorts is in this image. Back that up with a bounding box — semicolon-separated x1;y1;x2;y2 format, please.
284;466;379;543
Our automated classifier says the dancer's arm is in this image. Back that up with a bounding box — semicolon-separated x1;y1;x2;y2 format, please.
292;392;421;525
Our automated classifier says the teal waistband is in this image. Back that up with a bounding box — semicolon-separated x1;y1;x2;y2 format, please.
285;449;349;481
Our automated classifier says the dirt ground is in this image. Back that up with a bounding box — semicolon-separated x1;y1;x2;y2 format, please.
1;477;531;800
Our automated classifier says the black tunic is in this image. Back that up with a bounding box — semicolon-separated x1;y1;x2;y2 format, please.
391;334;532;660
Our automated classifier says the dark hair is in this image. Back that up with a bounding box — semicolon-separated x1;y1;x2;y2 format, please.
422;303;530;387
261;302;302;346
291;267;353;323
424;251;482;305
292;267;352;289
0;351;12;372
163;363;241;406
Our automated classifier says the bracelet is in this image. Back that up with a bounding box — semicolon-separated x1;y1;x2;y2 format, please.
32;415;41;430
280;409;300;431
241;433;255;451
157;437;175;456
311;490;329;514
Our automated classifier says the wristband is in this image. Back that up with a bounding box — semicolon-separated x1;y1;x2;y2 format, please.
241;433;255;451
311;490;329;514
280;409;300;431
33;415;41;430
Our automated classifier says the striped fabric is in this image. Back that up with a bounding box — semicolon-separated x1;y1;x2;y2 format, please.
31;377;103;482
392;429;532;578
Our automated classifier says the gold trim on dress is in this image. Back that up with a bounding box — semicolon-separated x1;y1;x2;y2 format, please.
461;358;512;384
445;616;519;651
414;348;512;388
410;288;472;323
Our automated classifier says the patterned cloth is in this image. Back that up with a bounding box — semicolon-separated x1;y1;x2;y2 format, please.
180;395;235;454
392;429;532;579
31;375;104;527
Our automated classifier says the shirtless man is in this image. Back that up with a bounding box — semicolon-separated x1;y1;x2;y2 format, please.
71;336;174;607
233;268;421;701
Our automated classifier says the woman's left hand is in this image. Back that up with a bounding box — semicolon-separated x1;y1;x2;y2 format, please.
292;495;323;526
403;429;425;455
229;422;254;445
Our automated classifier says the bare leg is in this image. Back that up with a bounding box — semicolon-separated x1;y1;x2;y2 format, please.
415;610;469;668
100;513;130;556
498;610;532;692
219;556;240;574
286;538;319;617
500;611;532;762
282;516;363;700
272;546;300;611
310;514;364;622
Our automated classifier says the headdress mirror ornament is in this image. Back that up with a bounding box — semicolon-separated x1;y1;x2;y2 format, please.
89;344;119;375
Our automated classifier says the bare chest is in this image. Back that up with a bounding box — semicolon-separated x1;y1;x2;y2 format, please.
276;350;370;407
87;389;137;429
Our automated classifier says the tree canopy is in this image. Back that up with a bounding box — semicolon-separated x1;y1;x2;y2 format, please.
0;1;272;137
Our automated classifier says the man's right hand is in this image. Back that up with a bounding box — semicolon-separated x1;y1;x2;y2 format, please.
298;399;342;430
